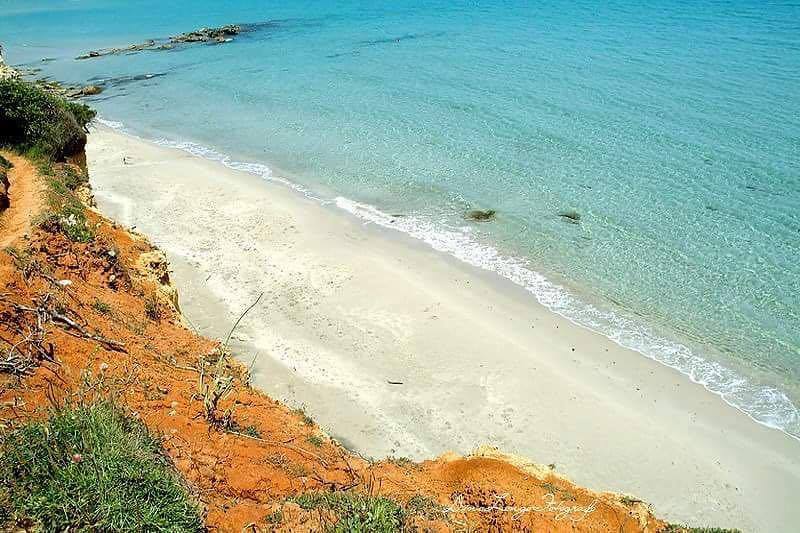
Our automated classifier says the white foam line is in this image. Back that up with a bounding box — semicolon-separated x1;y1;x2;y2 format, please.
97;118;325;201
334;197;800;442
95;117;800;442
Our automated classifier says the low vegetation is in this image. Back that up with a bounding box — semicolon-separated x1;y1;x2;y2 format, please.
292;491;406;533
0;77;95;161
307;434;325;447
37;163;95;243
660;526;741;533
294;405;315;425
0;401;203;531
92;298;113;315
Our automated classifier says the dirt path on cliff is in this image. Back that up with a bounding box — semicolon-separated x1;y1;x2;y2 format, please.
0;152;45;248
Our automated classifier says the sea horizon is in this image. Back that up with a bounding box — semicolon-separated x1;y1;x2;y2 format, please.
3;0;798;439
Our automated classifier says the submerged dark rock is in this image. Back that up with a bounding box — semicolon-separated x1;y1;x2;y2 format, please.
558;210;581;223
465;209;497;222
77;41;155;60
171;25;241;44
87;72;168;89
76;24;245;60
70;85;104;97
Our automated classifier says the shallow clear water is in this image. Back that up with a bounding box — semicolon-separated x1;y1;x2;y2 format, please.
3;0;799;436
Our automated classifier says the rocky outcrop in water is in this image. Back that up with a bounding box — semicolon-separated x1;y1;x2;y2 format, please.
76;24;243;60
69;85;104;98
76;40;158;60
171;25;241;44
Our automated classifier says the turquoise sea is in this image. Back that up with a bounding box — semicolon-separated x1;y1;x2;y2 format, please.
2;0;799;437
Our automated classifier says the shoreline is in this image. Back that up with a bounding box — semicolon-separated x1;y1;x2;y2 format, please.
87;123;800;531
96;119;800;443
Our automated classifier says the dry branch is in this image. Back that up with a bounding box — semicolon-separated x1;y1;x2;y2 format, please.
0;292;127;375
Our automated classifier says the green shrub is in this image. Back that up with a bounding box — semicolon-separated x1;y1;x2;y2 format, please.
0;401;203;531
66;99;97;130
292;492;405;533
0;78;95;160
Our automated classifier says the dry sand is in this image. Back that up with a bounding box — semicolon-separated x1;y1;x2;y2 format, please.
87;124;798;532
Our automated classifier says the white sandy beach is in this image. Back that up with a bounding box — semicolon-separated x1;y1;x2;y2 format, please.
87;124;798;532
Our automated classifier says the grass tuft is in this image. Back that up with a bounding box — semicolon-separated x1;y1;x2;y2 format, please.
92;299;112;315
265;509;283;525
386;456;413;468
294;406;314;426
0;401;203;531
292;491;406;533
307;434;324;447
660;526;742;533
405;494;446;520
61;164;89;191
35;163;95;243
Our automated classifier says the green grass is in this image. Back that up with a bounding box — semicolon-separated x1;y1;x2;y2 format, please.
226;420;261;438
0;401;203;531
0;77;95;161
35;164;95;243
92;299;113;315
404;494;446;521
385;456;413;468
61;164;89;191
294;406;314;426
307;434;325;447
660;526;741;533
38;195;94;242
292;491;406;533
264;510;283;525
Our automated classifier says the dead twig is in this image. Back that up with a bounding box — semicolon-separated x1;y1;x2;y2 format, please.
51;311;127;351
226;428;328;466
197;348;235;424
223;292;263;346
2;295;126;352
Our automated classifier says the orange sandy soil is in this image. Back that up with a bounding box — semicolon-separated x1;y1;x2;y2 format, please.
0;151;671;532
